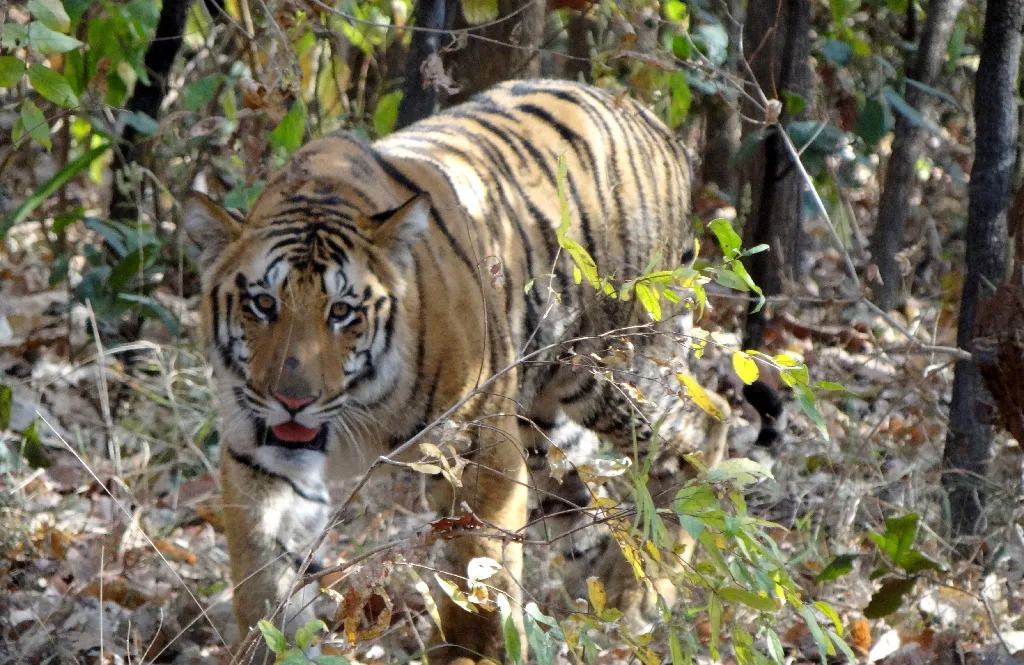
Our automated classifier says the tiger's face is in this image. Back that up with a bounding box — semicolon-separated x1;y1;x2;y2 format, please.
183;162;429;451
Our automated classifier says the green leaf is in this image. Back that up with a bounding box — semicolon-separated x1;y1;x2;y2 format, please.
766;629;785;665
718;586;777;612
2;143;110;238
20;420;52;469
270;99;307;154
124;110;159;135
462;0;499;24
0;56;27;87
313;657;351;665
106;245;156;292
497;593;522;665
799;604;833;664
821;39;853;65
373;90;402;137
183;75;223;111
20;99;52;150
28;0;71;31
2;23;30;49
813;600;843;634
27;21;83;54
816;554;856;581
855;97;889;149
795;385;828;440
905;77;959;108
863;576;916;619
898;549;946;574
667;71;690;128
256;619;287;655
0;384;12;430
782;90;807;116
731;351;759;384
708;218;741;258
635;282;662;321
664;0;686;22
28;64;79;107
706;457;773;487
295;619;328;650
882;85;939;134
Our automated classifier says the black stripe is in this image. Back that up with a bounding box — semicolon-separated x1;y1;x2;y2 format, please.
227;448;330;504
369;151;477;278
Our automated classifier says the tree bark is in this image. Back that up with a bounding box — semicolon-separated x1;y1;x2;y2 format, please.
740;0;811;349
868;0;965;310
943;0;1023;547
444;0;546;104
109;0;190;222
701;0;743;200
396;0;459;129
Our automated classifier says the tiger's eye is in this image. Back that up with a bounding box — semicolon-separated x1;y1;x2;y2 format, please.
329;301;351;322
253;293;276;315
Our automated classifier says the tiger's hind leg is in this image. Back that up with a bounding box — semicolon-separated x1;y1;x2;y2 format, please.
552;368;731;630
222;446;330;662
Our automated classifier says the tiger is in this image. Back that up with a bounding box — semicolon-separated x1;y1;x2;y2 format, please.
183;78;773;662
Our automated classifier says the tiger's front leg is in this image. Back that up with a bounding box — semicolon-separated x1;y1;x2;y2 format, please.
429;411;528;663
222;446;330;659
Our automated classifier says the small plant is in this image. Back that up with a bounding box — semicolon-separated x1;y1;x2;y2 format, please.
257;619;350;665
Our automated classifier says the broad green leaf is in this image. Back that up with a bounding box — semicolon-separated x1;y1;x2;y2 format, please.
2;23;29;49
667;71;690;128
855;97;889;148
124;110;159;135
899;549;946;574
708;592;722;657
0;56;26;87
2;142;110;238
863;576;916;619
28;21;83;54
635;282;662;321
732;351;759;384
708;218;741;257
462;0;499;24
256;620;286;655
20;99;52;150
879;513;919;564
270;99;307;154
821;39;852;65
183;75;222;111
766;629;785;665
816;554;856;581
799;604;834;663
676;373;724;419
373;90;402;137
707;457;774;487
106;245;156;292
295;619;328;650
28;64;79;107
882;85;939;134
826;628;859;665
664;0;686;21
28;0;71;31
718;586;777;612
813;600;843;634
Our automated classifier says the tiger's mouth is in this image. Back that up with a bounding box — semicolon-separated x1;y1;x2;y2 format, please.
254;420;328;451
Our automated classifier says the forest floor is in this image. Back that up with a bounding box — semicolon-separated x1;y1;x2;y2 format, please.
3;130;1024;665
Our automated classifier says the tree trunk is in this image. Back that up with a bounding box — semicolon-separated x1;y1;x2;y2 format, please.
444;0;546;104
943;0;1023;548
700;0;743;200
867;0;965;311
109;0;190;223
396;0;459;129
740;0;811;349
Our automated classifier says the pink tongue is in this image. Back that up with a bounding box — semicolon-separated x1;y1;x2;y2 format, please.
271;422;320;442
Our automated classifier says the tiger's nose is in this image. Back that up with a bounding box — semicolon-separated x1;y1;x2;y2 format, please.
276;393;315;411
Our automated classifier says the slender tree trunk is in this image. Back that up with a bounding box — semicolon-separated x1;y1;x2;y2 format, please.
109;0;190;222
943;0;1023;547
868;0;965;310
740;0;811;349
445;0;546;104
396;0;459;129
701;0;743;199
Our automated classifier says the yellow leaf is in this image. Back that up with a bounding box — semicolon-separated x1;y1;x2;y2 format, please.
406;565;444;641
731;351;760;384
676;373;724;419
435;574;478;613
587;576;607;615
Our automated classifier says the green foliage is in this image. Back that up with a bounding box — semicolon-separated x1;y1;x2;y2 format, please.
257;619;347;665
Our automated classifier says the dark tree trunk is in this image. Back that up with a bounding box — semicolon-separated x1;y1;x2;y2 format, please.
740;0;811;349
868;0;965;310
396;0;459;129
943;0;1023;547
701;0;743;199
445;0;546;104
109;0;190;222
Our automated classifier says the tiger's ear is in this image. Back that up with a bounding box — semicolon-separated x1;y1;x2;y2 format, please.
182;192;242;270
370;194;431;269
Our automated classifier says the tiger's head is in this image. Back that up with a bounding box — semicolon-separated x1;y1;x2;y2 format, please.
183;135;430;451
